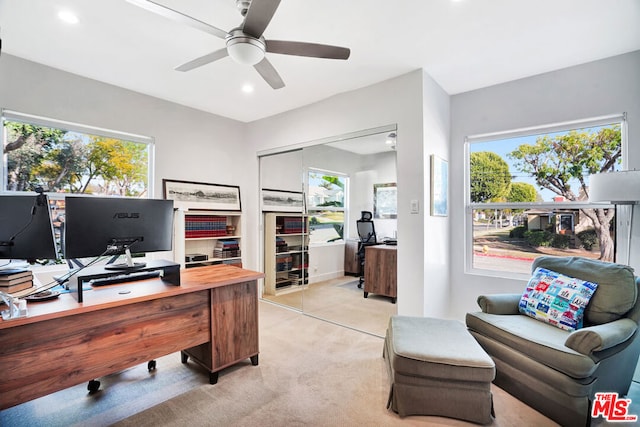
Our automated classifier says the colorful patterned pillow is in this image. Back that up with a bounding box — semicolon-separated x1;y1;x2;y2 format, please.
519;267;598;332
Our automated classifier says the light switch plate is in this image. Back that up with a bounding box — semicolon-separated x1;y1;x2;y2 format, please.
410;199;419;214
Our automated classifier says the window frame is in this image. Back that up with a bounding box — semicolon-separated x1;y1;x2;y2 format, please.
1;110;156;270
464;113;627;280
1;109;155;198
306;167;348;246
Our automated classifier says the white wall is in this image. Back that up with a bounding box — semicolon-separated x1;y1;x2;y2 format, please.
421;71;452;318
449;50;640;320
351;151;398;240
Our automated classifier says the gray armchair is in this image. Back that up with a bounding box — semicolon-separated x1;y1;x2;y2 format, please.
466;256;640;427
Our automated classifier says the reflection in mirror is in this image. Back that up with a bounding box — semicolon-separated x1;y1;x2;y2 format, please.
258;129;398;337
259;150;304;312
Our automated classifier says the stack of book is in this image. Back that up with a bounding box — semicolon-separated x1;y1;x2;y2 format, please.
276;254;293;271
213;239;241;259
288;270;309;286
0;269;34;294
275;237;288;253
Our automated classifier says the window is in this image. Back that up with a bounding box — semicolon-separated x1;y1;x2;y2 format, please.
307;170;347;244
465;115;625;278
1;110;154;265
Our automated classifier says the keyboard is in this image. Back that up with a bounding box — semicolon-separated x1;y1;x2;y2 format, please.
90;270;161;287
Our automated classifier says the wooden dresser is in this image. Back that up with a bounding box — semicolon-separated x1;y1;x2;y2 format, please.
364;244;397;303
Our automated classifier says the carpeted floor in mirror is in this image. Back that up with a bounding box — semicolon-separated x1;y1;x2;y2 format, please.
2;300;638;426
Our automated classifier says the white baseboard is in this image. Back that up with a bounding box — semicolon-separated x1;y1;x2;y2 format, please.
309;270;344;284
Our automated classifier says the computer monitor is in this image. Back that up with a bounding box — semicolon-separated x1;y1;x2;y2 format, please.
0;193;58;262
64;196;174;271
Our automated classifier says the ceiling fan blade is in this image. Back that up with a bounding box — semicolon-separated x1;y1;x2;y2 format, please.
175;48;229;72
242;0;281;39
253;57;285;89
127;0;228;40
265;40;350;60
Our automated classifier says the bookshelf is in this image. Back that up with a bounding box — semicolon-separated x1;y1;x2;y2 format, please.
173;209;242;269
264;212;309;295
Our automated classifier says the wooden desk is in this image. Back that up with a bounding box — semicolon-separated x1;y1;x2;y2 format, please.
0;264;263;410
364;245;397;303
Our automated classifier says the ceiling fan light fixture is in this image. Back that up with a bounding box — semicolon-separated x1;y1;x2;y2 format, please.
227;31;266;66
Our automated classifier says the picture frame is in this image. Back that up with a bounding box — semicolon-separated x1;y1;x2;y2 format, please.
373;183;397;219
261;188;305;213
163;179;241;211
430;155;448;216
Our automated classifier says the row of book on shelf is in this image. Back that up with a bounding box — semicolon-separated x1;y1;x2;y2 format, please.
276;217;307;234
185;215;229;238
0;269;34;294
275;252;308;272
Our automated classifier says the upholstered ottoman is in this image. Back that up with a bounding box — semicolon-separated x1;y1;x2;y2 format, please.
384;316;496;424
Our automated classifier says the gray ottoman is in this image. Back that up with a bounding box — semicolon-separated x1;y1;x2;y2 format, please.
384;316;496;424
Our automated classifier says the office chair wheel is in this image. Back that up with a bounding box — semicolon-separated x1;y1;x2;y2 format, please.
357;283;362;289
148;360;157;371
87;379;100;393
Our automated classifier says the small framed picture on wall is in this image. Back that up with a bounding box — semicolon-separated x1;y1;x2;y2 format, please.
430;155;448;216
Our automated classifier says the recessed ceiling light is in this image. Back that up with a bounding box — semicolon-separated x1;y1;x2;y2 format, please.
242;84;254;94
58;10;79;24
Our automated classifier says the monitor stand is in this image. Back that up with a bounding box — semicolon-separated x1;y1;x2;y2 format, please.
104;247;146;271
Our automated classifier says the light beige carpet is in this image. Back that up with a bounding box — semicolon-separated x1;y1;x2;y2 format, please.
112;302;556;427
4;300;637;426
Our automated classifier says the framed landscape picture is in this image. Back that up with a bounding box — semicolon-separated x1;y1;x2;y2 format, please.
430;155;448;216
374;183;397;219
261;189;305;213
163;179;241;211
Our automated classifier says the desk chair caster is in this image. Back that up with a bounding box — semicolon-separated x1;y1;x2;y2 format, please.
86;359;157;393
87;379;100;393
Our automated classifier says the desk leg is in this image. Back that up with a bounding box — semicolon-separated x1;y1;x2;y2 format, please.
209;372;219;385
251;355;259;366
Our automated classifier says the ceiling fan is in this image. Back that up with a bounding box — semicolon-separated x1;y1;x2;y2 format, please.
127;0;351;89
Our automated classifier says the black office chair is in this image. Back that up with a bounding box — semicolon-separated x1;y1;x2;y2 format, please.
356;211;377;288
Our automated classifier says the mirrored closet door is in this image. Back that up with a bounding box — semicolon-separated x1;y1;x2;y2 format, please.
258;128;398;337
260;149;305;312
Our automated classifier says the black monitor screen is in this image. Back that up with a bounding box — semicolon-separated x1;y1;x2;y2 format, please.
64;196;174;264
0;194;58;261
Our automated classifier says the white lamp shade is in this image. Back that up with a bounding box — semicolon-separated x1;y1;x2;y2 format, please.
227;39;265;65
589;170;640;204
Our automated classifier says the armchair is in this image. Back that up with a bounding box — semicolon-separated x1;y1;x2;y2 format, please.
466;256;640;427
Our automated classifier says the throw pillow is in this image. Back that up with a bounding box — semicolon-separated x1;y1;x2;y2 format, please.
519;267;598;332
532;256;637;325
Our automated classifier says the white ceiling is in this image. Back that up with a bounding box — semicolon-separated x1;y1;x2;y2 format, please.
0;0;639;123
